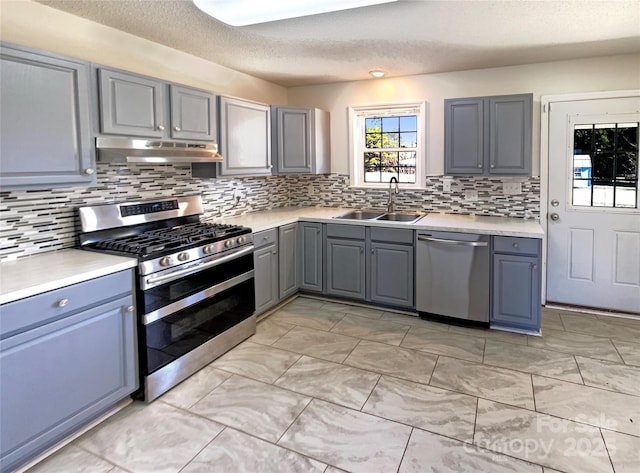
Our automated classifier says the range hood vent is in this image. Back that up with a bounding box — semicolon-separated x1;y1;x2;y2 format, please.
96;137;223;164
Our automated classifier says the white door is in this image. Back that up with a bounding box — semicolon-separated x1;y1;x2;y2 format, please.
547;95;640;314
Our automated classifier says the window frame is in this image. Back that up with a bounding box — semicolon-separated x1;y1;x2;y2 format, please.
348;102;427;189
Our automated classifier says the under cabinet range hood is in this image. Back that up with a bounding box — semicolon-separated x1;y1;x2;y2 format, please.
96;137;223;164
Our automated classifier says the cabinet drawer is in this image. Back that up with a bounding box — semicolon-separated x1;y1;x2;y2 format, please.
253;228;277;248
326;224;365;240
370;227;413;244
1;270;133;338
493;236;540;256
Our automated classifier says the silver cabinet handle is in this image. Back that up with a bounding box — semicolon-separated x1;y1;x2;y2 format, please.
513;243;519;249
126;305;135;312
532;264;538;270
477;164;482;168
417;235;488;247
550;213;560;221
268;164;273;169
84;168;95;175
490;163;495;168
57;298;69;307
157;125;165;131
371;249;375;254
174;126;181;132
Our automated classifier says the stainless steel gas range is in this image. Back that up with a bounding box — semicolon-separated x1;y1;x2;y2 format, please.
78;195;255;402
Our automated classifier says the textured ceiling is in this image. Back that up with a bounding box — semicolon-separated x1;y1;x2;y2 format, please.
37;0;640;87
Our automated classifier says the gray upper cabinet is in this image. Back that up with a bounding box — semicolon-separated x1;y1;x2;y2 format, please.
98;68;216;141
278;223;299;300
169;85;216;140
271;106;330;174
219;96;271;176
99;68;165;138
445;93;532;176
491;236;541;333
0;43;95;189
299;222;323;293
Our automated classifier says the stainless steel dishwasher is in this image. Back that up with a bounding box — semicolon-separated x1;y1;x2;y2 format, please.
416;231;490;322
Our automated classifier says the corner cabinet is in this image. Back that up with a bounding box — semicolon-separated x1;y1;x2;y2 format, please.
271;107;330;174
219;96;271;176
490;236;541;334
98;68;216;141
445;93;532;176
299;222;323;293
0;43;95;189
253;228;279;314
278;223;299;300
0;270;137;473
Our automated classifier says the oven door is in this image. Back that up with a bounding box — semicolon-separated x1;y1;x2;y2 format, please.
139;250;255;377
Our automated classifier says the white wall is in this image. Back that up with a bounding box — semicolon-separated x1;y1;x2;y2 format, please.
0;1;287;104
287;55;640;176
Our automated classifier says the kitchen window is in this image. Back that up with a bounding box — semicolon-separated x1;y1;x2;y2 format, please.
349;102;426;188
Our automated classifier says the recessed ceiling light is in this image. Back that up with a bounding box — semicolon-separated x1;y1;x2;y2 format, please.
370;70;385;78
193;0;398;26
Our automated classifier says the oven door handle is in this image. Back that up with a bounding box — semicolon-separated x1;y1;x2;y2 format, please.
144;245;254;288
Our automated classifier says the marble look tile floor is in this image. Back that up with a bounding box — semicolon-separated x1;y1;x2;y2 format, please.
26;300;640;473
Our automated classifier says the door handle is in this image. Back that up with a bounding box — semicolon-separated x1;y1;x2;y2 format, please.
550;199;559;207
550;213;560;221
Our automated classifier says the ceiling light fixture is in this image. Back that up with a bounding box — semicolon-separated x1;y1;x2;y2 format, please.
370;70;385;78
193;0;398;26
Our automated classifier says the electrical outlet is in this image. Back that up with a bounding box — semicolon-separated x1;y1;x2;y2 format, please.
442;178;453;192
464;190;478;201
503;182;522;194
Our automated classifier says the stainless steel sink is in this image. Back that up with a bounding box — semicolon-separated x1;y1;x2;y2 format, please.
334;210;385;220
376;212;423;222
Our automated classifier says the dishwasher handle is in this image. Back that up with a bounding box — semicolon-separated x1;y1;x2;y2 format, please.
417;235;488;247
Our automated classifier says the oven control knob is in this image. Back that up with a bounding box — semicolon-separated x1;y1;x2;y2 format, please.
177;252;189;262
159;257;172;267
224;240;233;248
203;244;214;254
237;236;245;245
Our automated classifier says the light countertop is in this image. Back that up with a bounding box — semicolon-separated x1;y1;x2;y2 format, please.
211;206;544;238
0;249;137;305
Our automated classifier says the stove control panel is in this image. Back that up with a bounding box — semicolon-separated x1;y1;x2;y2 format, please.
120;199;179;217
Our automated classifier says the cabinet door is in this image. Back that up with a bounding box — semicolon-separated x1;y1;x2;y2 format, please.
0;296;136;472
99;68;165;138
444;98;485;175
491;253;541;332
273;107;312;173
170;85;216;141
0;44;94;189
370;242;414;308
219;97;271;176
326;238;366;300
299;222;323;292
278;223;298;299
254;244;278;314
488;94;532;175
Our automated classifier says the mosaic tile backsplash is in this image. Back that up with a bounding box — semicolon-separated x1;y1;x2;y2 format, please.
0;163;540;261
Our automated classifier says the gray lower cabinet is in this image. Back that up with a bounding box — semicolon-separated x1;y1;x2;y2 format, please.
219;96;271;176
299;222;323;293
271;106;330;174
325;224;366;300
278;223;299;300
98;68;216;141
0;43;94;189
0;270;137;473
369;228;414;308
253;228;279;314
445;93;532;176
491;236;542;333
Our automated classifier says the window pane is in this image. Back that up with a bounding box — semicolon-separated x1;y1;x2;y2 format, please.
382;117;399;132
572;181;592;206
381;167;398;182
399;115;417;132
592;150;614;182
400;132;417;147
617;124;638;180
366;133;382;148
615;185;637;208
365;117;381;130
364;152;381;167
574;126;592;154
592;185;615;207
399;151;416;166
381;132;399;148
398;166;416;183
382;151;398;166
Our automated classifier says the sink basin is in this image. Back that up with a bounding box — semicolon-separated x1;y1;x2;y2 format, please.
334;210;385;220
376;212;423;222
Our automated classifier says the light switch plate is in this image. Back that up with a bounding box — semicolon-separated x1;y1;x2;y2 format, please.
443;178;453;192
503;182;522;194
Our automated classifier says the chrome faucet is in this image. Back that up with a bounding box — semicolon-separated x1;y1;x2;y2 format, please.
387;177;400;213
